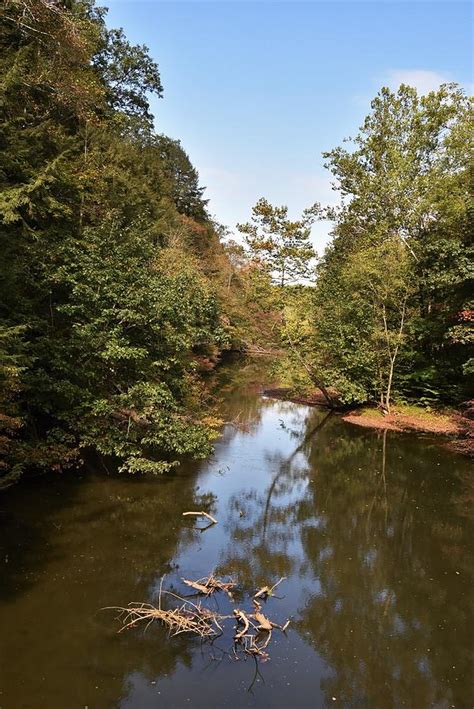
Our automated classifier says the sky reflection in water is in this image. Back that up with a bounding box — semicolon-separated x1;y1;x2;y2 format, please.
0;362;472;708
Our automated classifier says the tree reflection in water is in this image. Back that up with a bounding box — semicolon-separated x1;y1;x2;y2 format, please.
217;404;473;708
1;366;472;708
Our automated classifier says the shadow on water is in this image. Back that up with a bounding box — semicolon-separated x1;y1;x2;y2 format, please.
0;359;472;708
216;411;473;707
294;426;474;708
0;458;217;706
0;472;83;602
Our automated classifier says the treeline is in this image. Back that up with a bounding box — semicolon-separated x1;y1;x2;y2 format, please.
235;84;473;410
1;2;471;486
0;0;263;486
311;84;473;409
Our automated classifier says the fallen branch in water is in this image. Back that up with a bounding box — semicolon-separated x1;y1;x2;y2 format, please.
224;411;251;432
104;575;225;638
182;574;236;599
107;576;290;662
106;599;221;638
182;510;218;525
252;600;273;631
238;632;271;661
233;608;253;639
182;578;210;595
254;576;286;600
232;598;290;660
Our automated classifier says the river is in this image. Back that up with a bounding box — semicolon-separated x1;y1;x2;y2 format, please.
0;359;472;708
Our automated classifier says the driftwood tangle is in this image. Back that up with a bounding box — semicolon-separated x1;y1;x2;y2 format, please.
108;576;290;662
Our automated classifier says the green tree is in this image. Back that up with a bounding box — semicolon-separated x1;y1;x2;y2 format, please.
93;26;163;125
312;83;472;405
237;198;317;287
313;240;412;408
156;136;209;221
0;0;230;483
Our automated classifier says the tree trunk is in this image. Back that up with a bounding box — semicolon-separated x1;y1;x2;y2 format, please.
381;295;407;414
284;320;335;408
385;357;395;413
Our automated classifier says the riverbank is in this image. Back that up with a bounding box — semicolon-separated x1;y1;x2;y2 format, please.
262;388;474;456
344;405;474;457
342;404;459;434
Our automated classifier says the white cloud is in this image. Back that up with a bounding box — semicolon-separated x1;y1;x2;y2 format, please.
386;69;451;94
353;68;461;111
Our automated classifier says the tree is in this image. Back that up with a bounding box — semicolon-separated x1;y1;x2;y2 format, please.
313;240;412;408
93;26;163;126
311;83;472;406
0;0;230;483
155;136;209;221
322;84;468;258
223;239;247;290
237;198;317;287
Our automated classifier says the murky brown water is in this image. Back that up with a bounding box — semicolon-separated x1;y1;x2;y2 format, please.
1;361;473;708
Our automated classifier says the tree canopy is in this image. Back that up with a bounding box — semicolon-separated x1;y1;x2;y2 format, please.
237;198;317;287
0;4;472;487
0;0;231;485
309;83;473;406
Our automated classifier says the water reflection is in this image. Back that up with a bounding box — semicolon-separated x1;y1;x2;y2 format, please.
0;361;472;708
295;426;473;708
216;406;473;707
0;467;215;706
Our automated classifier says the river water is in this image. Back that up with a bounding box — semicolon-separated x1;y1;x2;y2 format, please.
0;360;472;708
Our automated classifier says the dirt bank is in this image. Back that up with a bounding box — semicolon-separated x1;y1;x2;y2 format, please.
342;408;459;435
263;388;474;456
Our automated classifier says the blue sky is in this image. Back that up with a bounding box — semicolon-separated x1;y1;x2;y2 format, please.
105;1;472;253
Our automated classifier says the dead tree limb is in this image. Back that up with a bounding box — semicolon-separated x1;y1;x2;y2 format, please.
182;511;218;525
254;577;286;600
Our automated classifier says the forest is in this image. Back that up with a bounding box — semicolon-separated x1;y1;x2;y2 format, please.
0;0;472;488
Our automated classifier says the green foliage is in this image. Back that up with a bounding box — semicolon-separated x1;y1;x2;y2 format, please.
25;219;220;473
1;3;470;486
156;136;208;221
0;325;28;486
237;198;317;287
310;83;473;407
0;0;229;483
312;239;413;407
93;26;163;124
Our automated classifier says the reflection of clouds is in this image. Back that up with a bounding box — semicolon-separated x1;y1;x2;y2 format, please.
4;360;473;708
294;427;473;708
363;548;377;568
318;546;333;563
216;408;333;592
